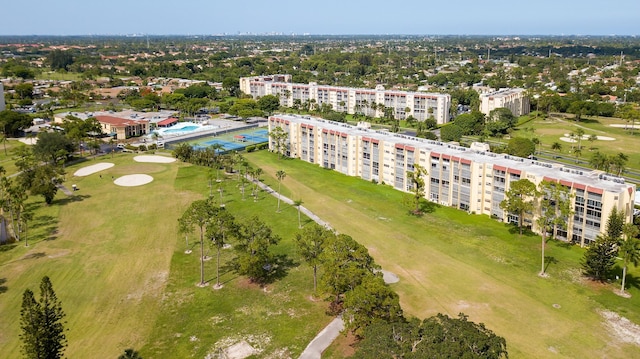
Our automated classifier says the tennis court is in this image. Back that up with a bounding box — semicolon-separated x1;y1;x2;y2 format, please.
187;127;269;152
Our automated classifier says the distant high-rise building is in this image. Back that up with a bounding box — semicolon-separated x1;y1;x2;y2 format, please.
0;83;5;111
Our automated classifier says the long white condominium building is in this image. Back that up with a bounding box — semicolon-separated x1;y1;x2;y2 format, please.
268;114;635;247
480;88;530;117
240;75;451;124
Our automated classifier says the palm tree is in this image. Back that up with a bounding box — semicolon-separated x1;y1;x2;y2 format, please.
178;199;217;286
209;143;225;181
293;199;303;228
573;147;582;161
575;128;585;150
551;141;562;153
207;209;236;288
612;152;628;176
109;137;116;158
276;170;286;212
218;183;224;206
251;168;263;199
588;134;598;150
568;132;576;151
531;137;540;155
619;236;640;293
20;211;33;248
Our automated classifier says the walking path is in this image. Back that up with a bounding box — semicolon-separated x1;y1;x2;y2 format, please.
251;178;333;230
298;316;345;359
251;177;399;357
56;183;74;196
250;177;342;358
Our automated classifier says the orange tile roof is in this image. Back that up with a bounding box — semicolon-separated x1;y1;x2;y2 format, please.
96;115;149;127
157;117;178;126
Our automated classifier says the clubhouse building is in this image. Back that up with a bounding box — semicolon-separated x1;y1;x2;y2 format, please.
240;75;452;124
268;114;636;246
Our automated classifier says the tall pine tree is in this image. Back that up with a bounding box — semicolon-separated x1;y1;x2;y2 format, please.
20;276;67;359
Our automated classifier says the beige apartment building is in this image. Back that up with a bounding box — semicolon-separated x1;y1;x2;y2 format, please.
480;88;530;117
96;115;149;140
240;75;451;124
268;114;635;246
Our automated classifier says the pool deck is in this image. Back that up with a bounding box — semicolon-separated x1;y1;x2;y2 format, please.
136;120;266;146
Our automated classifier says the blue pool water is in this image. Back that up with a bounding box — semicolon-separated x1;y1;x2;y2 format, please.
163;125;200;133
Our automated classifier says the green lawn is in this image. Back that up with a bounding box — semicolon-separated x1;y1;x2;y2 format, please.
0;153;328;358
247;150;640;359
506;114;640;174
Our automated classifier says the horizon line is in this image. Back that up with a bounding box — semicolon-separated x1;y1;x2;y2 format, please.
0;33;638;38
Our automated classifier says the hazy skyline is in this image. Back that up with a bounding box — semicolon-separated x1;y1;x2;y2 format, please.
3;0;639;36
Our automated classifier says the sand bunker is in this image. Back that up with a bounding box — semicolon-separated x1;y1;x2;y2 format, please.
74;163;115;176
114;174;154;187
560;135;615;143
609;124;637;129
18;138;38;145
134;155;176;163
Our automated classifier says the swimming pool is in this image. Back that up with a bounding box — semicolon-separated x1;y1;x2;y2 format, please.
153;122;216;137
163;125;200;133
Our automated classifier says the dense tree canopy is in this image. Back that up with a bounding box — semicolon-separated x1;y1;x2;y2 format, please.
354;313;508;359
48;50;74;71
440;123;464;142
506;137;535;158
232;216;281;284
33;131;76;164
0;110;33;137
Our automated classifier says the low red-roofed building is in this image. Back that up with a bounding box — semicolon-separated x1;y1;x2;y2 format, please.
157;117;178;128
97;115;149;140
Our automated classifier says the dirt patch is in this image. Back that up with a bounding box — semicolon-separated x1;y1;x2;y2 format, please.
47;250;71;259
207;334;272;359
600;310;640;347
327;330;357;358
225;341;256;359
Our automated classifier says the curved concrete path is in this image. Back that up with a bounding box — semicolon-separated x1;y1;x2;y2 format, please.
299;316;345;359
251;177;333;230
250;176;398;358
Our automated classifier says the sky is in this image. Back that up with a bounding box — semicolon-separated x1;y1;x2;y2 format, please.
2;0;639;36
